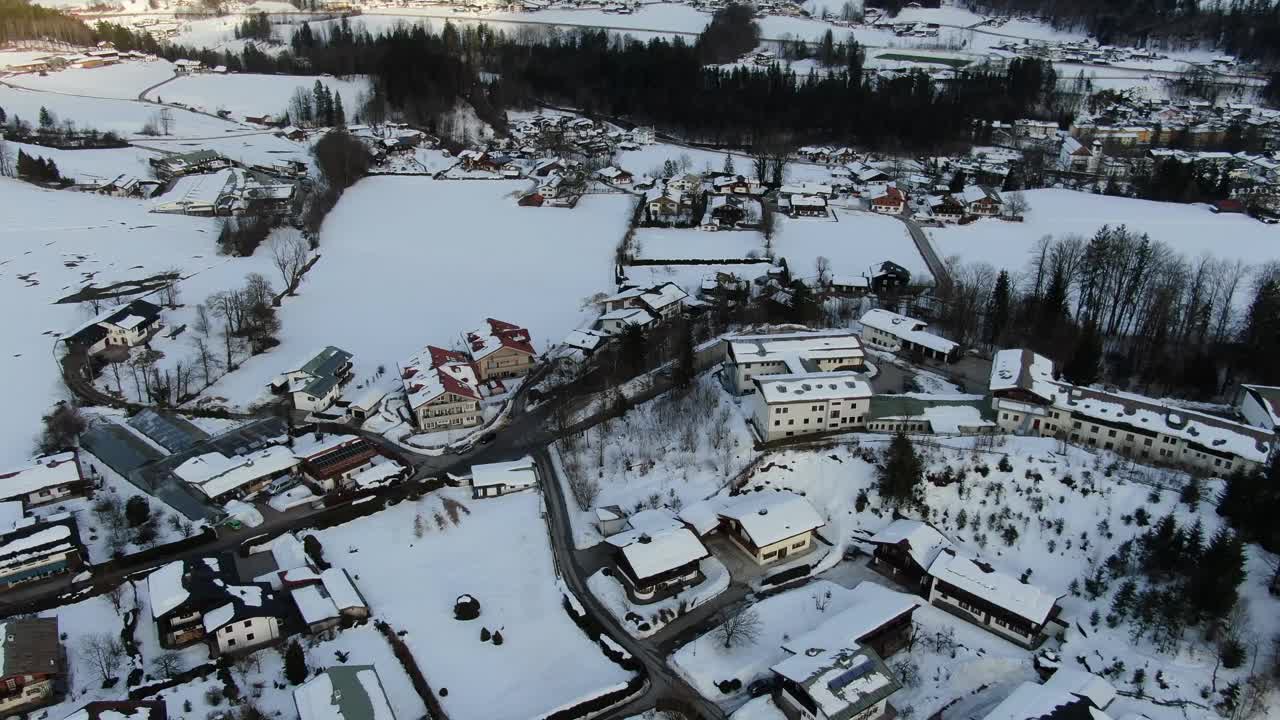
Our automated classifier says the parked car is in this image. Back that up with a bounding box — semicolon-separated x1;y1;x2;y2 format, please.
478;432;497;445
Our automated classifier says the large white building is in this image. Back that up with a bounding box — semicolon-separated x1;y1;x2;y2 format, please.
751;372;872;442
989;349;1273;474
725;331;866;395
859;309;960;362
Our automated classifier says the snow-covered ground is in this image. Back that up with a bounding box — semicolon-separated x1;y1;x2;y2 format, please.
678;435;1280;719
3;59;177;99
4;139;159;185
143;73;370;123
588;556;731;638
775;210;933;284
0;83;246;139
195;177;632;410
929;189;1280;277
633;227;765;261
311;488;635;720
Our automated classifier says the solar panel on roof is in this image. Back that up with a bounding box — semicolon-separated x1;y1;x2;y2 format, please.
827;658;874;692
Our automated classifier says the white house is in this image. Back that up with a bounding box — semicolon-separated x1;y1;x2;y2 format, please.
859;309;960;362
469;456;538;499
927;547;1064;648
269;346;354;414
726;331;866;395
61;299;164;355
717;491;825;565
770;644;900;720
751;372;872;442
0;452;89;510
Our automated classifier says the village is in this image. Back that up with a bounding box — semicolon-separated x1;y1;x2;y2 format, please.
3;1;1280;720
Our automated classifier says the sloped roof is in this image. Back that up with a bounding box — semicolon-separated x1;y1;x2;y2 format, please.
867;519;952;570
928;548;1060;625
719;491;825;547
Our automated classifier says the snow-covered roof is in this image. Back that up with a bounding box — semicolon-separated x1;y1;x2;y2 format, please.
562;328;609;352
859;309;957;354
678;498;726;536
295;667;396;720
867;519;952;570
470;456;538;490
0;452;82;501
0;524;74;566
1044;668;1117;710
638;282;688;313
269;533;309;572
202;602;236;633
147;561;189;619
982;670;1116;720
291;585;339;626
782;582;921;657
320;568;365;612
728;331;865;369
989;348;1057;400
400;347;481;411
1241;384;1280;427
718;491;825;547
617;526;707;581
770;645;899;720
754;371;871;404
928;548;1060;625
465;318;535;361
173;445;300;500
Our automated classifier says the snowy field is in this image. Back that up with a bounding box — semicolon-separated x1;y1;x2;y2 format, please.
774;210;933;284
312;488;635;720
679;435;1280;720
196;177;632;409
3;59;177;99
633;227;765;261
0;178;281;467
0;84;246;139
144;73;370;122
5;139;159;185
620;262;774;300
929;189;1280;274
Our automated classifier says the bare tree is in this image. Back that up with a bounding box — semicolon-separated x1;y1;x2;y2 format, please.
37;401;87;455
104;584;128;614
271;234;309;295
152;652;183;679
714;606;762;650
1004;191;1029;217
193;302;212;338
79;633;125;682
0;136;13;177
159;269;181;308
159;108;174;136
814;256;832;288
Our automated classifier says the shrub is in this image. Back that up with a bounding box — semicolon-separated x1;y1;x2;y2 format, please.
285;640;308;685
125;496;151;527
491;630;503;646
454;595;481;621
204;687;224;707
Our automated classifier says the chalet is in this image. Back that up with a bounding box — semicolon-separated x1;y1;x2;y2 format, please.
296;436;407;494
173;444;300;503
97;174;160;199
646;187;689;222
709;174;764;196
469;457;538;499
632;126;656;144
717;491;825;565
928;548;1065;648
1057;136;1099;174
960;185;1003;216
457;149;505;172
538;172;566;199
781;581;921;660
780;182;835;199
989;349;1273;474
0;619;65;716
147;557;283;655
61;299;164;355
926;194;965;223
859;309;960;362
400;346;483;431
867;519;952;595
150;149;229;179
789;194;829;218
598;307;656;335
1236;384;1280;434
596;166;633;185
295;666;397;720
770;644;900;720
465;318;536;382
830;274;870;297
869;261;912;293
280;566;369;634
981;669;1116;720
605;508;708;603
726;331;866;395
870;186;907;214
0;452;90;511
667;174;703;194
0;515;84;589
751;372;872;442
270;346;354;414
597;282;689;324
560;328;610;358
531;158;565;178
173;59;202;74
64;701;167;720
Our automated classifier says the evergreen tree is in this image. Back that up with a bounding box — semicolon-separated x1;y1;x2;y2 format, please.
1063;322;1102;386
877;430;924;510
333;92;346;126
1241;278;1280;383
672;320;695;390
284;640;307;685
722;152;734;175
1188;527;1246;621
0;106;7;124
618;323;648;377
38;106;53;130
987;269;1011;346
949;169;966;193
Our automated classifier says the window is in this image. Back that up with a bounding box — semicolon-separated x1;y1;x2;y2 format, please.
1144;438;1153;446
788;419;794;426
1126;434;1134;441
830;411;840;419
803;418;809;425
791;540;806;549
1108;429;1116;438
1090;425;1099;433
774;420;780;427
244;621;252;628
763;550;777;559
1002;412;1009;420
1073;421;1082;429
227;639;236;647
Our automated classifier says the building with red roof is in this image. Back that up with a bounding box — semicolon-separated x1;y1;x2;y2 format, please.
464;318;537;382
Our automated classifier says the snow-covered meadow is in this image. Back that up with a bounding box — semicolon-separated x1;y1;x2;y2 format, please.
143;73;370;122
4;59;177;99
633;227;765;261
0;83;243;139
310;488;636;720
775;210;933;284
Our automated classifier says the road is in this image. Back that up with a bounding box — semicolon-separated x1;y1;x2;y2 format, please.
894;213;950;290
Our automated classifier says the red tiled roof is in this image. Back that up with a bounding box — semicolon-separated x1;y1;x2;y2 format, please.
428;345;471;368
486;318;536;356
437;367;481;400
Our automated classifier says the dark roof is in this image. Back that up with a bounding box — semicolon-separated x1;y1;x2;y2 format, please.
104;299;163;328
75;701;167;720
0;618;62;678
0;516;82;563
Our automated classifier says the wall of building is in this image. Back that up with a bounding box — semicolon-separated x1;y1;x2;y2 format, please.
214;616;280;655
475;347;533;381
416;394;482;430
752;396;868;443
928;582;1039;648
0;677;55;714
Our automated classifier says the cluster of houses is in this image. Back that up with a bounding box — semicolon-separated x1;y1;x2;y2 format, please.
151;165;296;217
1;44;155;73
593;282;690;336
399;318;536;431
991;37;1170;66
989;348;1275;475
0;451;93;590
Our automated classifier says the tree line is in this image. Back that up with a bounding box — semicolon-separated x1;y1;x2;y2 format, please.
0;0;93;46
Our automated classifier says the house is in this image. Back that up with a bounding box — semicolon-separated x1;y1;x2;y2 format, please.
770;644;900;720
98;174;160;199
960;185;1003;216
1212;198;1246;213
869;261;912;293
870;186;907;214
780;182;834;199
464;318;536;382
531;158;565;178
0;619;65;716
400;346;483;431
751;372;872;442
598;307;657;335
859;309;960;362
269;346;355;414
296;436;407;494
829;275;871;297
926;194;965;222
781;581;921;659
597;283;689;326
726;331;866;395
469;456;537;499
173;444;300;503
561;328;610;358
596;166;633;185
717;491;826;565
981;668;1116;720
867;519;952;595
149;149;229;179
173;58;202;74
147;557;283;655
457;150;504;173
702;194;760;229
595;505;629;536
927;547;1064;648
295;666;397;720
988;349;1272;474
1057;136;1098;174
63;701;167;720
0;452;90;510
61;299;164;355
0;515;84;589
280;566;369;634
1236;384;1280;434
789;194;829;218
605;508;708;603
709;174;764;196
646;187;688;222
